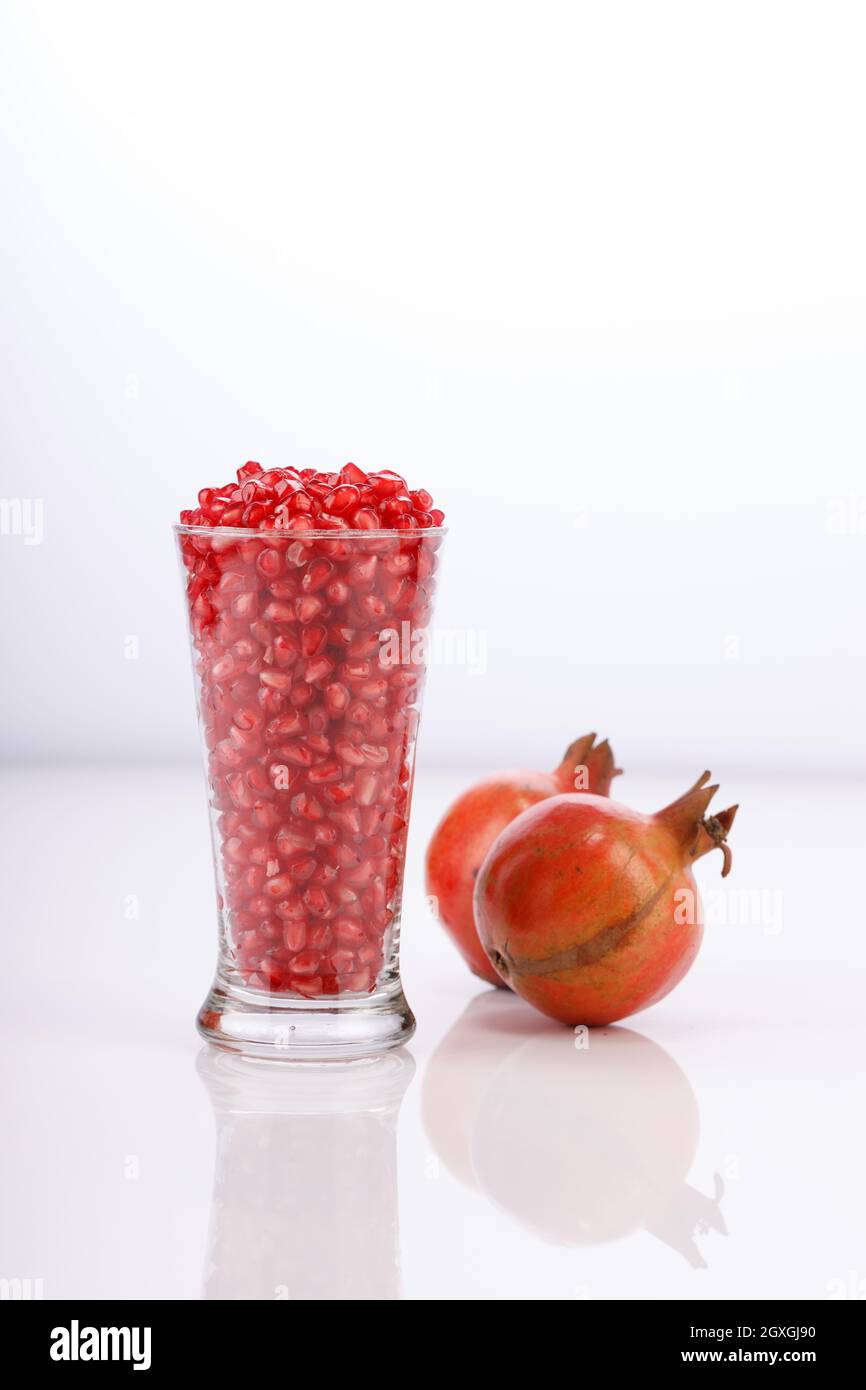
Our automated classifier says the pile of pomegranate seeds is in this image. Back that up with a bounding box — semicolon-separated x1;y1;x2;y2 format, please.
178;462;444;1000
179;459;445;532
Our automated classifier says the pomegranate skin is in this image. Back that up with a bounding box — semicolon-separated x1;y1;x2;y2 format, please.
425;735;619;986
474;778;736;1026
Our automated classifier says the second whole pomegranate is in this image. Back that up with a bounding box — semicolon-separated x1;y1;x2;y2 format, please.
425;734;621;985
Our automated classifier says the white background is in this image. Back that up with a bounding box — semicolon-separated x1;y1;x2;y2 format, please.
1;1;865;1305
1;0;864;773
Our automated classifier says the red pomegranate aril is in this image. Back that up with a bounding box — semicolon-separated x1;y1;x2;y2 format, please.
369;471;405;498
359;593;386;621
283;919;306;953
286;855;316;884
251;799;281;831
291;790;324;820
340;462;368;486
324;577;350;606
347;555;378;586
343;657;372;681
324;681;351;715
263;873;295;898
303;887;331;918
276;825;315;856
289;951;320;977
260;670;293;692
360;743;390;768
323;781;354;806
338;968;372;993
296;595;325;623
312;821;339;845
329;806;361;836
289;681;315;708
345;699;372;727
333;917;367;947
275;894;305;923
256;548;283;580
303;655;335;685
325;484;360;513
266;711;305;741
354;770;379;806
291;975;324;997
307;759;342;784
335;738;367;767
262;600;294;623
302;557;333;592
277;741;313;767
357;678;388;701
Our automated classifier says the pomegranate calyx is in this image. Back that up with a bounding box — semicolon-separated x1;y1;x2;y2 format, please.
656;772;738;877
554;732;598;792
693;805;738;878
583;737;623;796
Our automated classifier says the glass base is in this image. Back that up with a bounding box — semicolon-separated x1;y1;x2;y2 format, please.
197;976;416;1062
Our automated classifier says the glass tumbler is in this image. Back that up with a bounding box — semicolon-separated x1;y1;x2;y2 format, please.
175;522;444;1059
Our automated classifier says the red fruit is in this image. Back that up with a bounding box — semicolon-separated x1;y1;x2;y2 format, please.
474;773;737;1026
425;734;620;987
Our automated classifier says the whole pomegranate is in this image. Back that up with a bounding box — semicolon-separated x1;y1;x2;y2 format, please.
474;772;737;1024
425;734;620;985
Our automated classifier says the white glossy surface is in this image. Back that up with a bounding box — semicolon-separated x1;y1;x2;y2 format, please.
2;764;864;1300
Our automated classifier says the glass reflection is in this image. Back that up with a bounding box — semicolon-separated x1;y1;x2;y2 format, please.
198;1048;415;1299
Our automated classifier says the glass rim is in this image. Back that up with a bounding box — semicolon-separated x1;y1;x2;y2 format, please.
173;522;447;541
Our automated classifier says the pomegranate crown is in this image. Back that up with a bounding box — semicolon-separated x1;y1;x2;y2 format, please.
555;732;622;796
656;771;738;877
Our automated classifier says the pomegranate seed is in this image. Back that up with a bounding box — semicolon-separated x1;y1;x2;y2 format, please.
338;968;372;993
287;856;317;884
324;681;351;714
325;484;360;513
276;825;315;856
340;462;368;486
303;887;332;918
290;951;320;977
264;873;295;898
260;670;293;691
307;759;342;784
324;577;350;605
303;655;335;685
354;770;379;805
333;917;367;947
290;681;314;708
263;600;294;623
329;806;361;836
296;594;326;624
369;471;405;498
301;557;333;592
291;975;324;997
291;790;324;820
283;919;306;953
335;738;367;768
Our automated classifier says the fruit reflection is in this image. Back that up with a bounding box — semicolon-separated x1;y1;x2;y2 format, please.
198;1047;414;1299
423;993;726;1268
